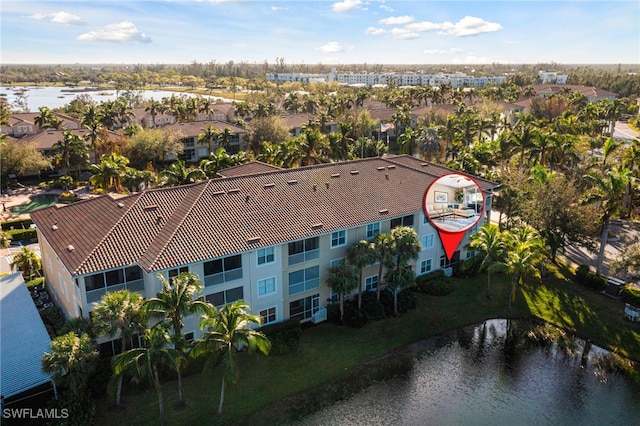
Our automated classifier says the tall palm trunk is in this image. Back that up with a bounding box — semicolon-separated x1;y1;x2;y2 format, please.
357;270;363;311
218;377;225;415
376;263;384;300
596;216;609;276
152;364;165;426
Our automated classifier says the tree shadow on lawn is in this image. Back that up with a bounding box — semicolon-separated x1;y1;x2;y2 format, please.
520;267;640;362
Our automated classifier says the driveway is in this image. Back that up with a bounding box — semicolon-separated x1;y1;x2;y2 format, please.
613;121;639;142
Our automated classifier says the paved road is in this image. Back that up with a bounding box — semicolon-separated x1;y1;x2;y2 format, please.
613;121;639;142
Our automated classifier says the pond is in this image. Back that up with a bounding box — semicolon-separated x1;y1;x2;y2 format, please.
9;194;59;214
1;86;233;111
296;319;640;426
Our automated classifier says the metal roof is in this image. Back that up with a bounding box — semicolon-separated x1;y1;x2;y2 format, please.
0;273;52;398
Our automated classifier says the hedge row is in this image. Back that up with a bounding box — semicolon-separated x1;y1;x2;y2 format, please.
415;270;454;296
1;218;33;231
5;228;37;242
622;286;640;307
261;319;302;355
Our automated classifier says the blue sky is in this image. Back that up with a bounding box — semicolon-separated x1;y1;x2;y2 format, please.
1;1;638;65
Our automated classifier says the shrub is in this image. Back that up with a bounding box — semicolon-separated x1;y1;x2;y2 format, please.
574;264;606;291
341;299;367;328
1;218;33;231
361;291;386;321
416;278;454;296
26;276;45;290
5;228;37;242
622;286;640;307
261;319;302;355
397;289;418;313
40;306;66;337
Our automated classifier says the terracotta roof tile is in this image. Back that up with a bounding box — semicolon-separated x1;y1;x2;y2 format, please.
31;156;498;276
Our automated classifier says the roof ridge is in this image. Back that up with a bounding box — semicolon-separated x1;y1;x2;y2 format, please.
72;193;141;275
142;181;210;272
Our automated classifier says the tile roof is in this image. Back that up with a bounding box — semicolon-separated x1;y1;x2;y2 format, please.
0;273;52;398
31;156;498;276
18;129;119;150
217;161;283;177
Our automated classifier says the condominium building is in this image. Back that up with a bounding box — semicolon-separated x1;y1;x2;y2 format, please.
31;156;497;348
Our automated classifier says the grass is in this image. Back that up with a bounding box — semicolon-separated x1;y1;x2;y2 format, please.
94;262;640;426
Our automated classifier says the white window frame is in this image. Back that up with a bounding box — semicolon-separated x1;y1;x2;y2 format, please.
366;222;380;240
330;257;345;268
420;234;434;250
258;276;277;297
365;275;378;291
420;259;433;275
257;246;275;266
331;230;347;248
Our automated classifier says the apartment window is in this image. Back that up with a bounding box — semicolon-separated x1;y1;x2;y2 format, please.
260;307;277;325
440;251;460;268
85;266;145;304
420;259;433;275
391;214;414;229
420;234;434;250
203;255;242;287
330;258;345;268
366;222;380;240
205;286;244;307
423;214;429;224
168;266;188;279
288;237;319;265
257;246;275;266
329;288;339;303
289;266;320;296
466;250;476;259
289;294;319;321
258;277;276;297
365;275;378;291
331;230;347;248
184;332;195;342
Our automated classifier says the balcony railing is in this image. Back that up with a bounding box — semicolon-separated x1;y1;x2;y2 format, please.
289;277;320;296
288;248;319;266
86;279;145;304
204;269;243;287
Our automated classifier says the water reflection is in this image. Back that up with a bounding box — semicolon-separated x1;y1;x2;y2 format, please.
297;319;640;426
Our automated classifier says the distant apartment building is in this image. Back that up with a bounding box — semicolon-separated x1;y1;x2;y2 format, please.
538;71;569;84
267;68;506;88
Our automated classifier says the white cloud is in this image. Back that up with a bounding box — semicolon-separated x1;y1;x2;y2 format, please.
77;21;151;43
379;5;393;12
271;6;288;11
365;26;387;36
390;28;419;40
316;41;353;53
407;16;503;37
332;0;362;12
379;15;413;25
424;47;463;55
28;11;84;25
50;11;84;25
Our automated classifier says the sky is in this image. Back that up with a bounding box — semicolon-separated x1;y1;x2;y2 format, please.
1;0;638;65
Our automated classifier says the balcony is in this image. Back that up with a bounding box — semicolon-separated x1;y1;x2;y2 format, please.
204;269;243;287
86;279;145;304
288;248;319;266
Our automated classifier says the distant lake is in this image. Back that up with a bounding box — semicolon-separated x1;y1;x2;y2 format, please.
0;86;233;112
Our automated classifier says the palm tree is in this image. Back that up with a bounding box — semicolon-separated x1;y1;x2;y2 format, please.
583;168;632;275
113;324;180;426
0;230;12;248
198;125;220;154
144;272;210;406
347;240;376;311
158;160;206;187
327;263;359;322
621;140;640;218
92;290;145;407
190;300;270;415
200;147;232;178
388;226;421;315
501;226;544;309
35;106;63;130
41;332;99;397
51;130;89;177
10;246;41;280
372;233;395;300
89;153;130;193
469;224;506;299
145;99;166;128
218;127;234;151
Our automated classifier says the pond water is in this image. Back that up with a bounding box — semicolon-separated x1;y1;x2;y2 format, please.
0;86;233;111
297;319;640;426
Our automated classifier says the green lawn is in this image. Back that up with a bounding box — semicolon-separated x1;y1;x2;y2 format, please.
94;262;640;426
